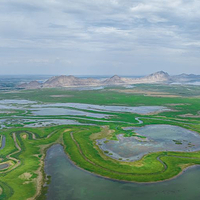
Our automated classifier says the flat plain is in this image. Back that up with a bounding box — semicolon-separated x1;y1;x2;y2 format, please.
1;84;200;199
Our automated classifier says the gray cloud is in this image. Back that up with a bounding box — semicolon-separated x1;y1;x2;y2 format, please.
0;0;200;75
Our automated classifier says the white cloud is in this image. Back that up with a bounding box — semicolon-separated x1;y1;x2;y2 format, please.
130;3;160;13
0;0;200;75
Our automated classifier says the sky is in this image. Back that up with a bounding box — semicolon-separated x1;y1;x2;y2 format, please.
0;0;200;75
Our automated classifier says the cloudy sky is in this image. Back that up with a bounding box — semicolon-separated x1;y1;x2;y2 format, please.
0;0;200;75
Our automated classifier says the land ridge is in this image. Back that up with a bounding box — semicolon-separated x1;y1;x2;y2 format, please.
17;71;200;89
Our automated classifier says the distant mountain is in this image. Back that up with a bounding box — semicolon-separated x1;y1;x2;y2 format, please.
18;81;42;89
18;71;200;89
171;73;200;83
103;75;125;85
43;75;100;88
144;71;170;82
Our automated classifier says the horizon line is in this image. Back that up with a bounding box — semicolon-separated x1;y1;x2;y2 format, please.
0;71;198;76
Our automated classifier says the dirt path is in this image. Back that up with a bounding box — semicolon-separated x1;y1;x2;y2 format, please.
25;131;36;140
29;128;68;200
46;130;58;139
0;135;2;148
0;133;21;174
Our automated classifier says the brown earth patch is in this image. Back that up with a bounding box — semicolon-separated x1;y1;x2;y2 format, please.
90;126;114;140
165;103;189;106
64;129;71;133
131;160;144;167
50;95;73;98
179;163;194;170
22;134;27;139
179;114;200;118
19;172;32;180
109;89;181;98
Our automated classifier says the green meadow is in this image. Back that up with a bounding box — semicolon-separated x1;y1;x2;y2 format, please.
1;84;200;199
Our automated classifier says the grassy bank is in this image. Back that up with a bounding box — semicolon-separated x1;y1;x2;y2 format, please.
1;85;200;199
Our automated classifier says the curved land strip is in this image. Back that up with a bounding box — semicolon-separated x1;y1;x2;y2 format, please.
70;130;200;177
1;125;200;199
2;86;200;199
70;131;170;176
0;127;70;200
0;135;3;148
63;126;200;183
26;131;36;140
0;133;21;174
7;133;21;162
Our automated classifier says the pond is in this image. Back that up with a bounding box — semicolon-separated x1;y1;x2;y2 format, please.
44;144;200;200
0;163;9;170
97;125;200;161
39;103;169;115
0;99;36;104
0;99;171;118
24;119;88;127
31;107;110;118
0;136;5;150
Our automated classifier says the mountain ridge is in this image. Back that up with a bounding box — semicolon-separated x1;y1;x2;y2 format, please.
17;71;200;89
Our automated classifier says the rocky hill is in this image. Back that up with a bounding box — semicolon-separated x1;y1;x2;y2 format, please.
171;73;200;83
17;71;183;89
18;81;42;89
103;75;126;85
43;75;100;88
140;71;170;83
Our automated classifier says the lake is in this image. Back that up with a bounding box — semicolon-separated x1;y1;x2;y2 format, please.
44;144;200;200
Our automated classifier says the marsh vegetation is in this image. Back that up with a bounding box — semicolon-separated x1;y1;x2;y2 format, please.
1;84;200;199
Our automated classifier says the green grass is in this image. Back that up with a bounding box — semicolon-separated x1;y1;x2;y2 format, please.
1;85;200;199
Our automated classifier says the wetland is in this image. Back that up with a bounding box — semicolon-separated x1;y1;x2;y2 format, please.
44;144;200;200
1;84;200;199
98;125;200;161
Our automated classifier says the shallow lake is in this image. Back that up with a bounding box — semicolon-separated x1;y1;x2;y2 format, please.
32;103;170;115
73;86;105;90
31;107;110;118
97;125;200;161
0;99;36;110
0;99;170;117
0;163;9;170
24;119;86;127
0;136;5;150
44;144;200;200
0;99;36;104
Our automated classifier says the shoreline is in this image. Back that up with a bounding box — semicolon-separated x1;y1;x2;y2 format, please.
65;147;200;184
45;143;200;185
33;129;67;199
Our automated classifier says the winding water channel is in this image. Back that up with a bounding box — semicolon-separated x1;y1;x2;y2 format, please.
0;136;5;150
44;144;200;200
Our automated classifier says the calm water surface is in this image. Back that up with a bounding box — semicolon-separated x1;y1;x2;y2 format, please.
0;136;5;150
31;103;169;115
45;144;200;200
97;125;200;161
0;163;9;170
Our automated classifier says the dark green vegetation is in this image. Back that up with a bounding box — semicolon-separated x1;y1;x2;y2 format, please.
1;84;200;199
